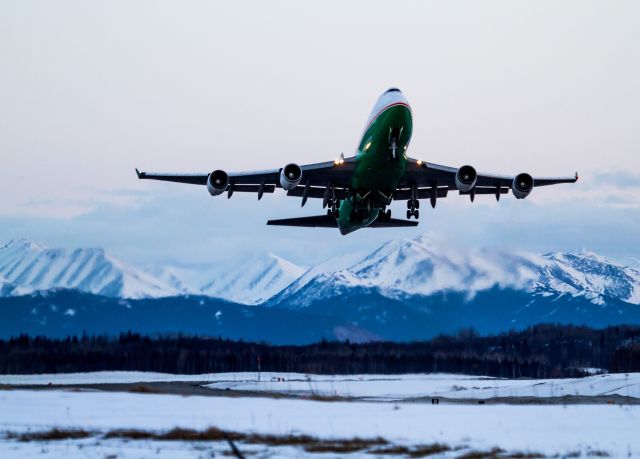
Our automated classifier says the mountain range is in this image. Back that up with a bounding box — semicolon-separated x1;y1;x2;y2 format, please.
0;239;304;304
1;236;639;343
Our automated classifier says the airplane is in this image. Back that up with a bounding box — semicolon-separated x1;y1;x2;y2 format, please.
136;88;578;235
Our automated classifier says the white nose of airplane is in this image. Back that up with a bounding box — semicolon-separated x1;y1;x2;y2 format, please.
363;88;411;130
379;88;408;104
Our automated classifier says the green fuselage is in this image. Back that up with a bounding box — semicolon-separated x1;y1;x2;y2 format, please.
336;102;413;234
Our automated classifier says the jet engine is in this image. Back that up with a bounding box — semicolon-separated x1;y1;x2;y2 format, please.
455;165;478;192
207;170;229;196
280;163;302;190
512;173;534;199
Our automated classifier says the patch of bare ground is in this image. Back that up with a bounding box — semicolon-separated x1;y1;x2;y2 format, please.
408;444;453;457
127;384;164;394
456;449;506;459
302;438;387;453
369;445;412;455
105;427;387;452
370;443;451;457
456;449;545;459
8;429;93;442
105;427;244;442
4;427;553;458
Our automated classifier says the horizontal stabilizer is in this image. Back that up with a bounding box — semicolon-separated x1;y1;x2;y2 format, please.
266;214;418;228
267;215;338;228
371;217;418;228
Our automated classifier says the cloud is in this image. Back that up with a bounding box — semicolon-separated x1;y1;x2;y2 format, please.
593;171;640;189
1;181;639;269
0;186;155;219
512;170;640;209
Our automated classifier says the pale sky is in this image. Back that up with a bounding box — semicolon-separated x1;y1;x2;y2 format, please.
1;1;639;266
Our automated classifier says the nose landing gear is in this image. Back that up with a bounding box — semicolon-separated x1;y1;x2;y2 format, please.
388;126;403;161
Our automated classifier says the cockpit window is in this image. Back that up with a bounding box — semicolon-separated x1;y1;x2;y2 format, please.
384;88;401;94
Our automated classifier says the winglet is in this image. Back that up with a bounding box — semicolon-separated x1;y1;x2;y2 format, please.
575;171;579;181
135;168;144;179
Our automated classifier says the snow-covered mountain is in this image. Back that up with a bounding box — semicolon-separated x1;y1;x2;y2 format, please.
200;253;307;305
268;234;640;309
0;239;307;303
143;265;199;294
534;251;640;305
2;236;639;311
0;273;14;296
2;235;640;341
0;239;180;299
144;255;308;305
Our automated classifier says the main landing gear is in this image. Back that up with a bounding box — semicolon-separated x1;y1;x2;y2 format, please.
327;200;340;218
407;199;420;219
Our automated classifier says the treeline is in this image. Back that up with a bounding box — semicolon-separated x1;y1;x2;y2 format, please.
1;324;639;377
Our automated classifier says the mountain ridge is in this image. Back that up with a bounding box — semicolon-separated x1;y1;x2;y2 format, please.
0;239;179;299
1;236;640;341
0;239;307;304
2;236;639;311
266;235;640;310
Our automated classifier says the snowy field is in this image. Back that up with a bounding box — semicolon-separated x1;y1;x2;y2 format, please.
3;371;639;401
204;371;640;401
1;389;640;458
0;371;216;386
1;372;639;458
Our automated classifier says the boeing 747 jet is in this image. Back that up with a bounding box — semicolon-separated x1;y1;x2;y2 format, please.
137;88;578;235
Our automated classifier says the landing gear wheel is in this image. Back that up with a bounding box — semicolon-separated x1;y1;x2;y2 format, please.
407;200;412;209
414;210;420;219
414;200;420;209
407;210;412;219
385;209;392;220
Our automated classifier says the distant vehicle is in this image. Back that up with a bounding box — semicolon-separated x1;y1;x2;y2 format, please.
137;88;578;235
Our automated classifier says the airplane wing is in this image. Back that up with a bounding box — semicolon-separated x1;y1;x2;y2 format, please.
402;159;578;188
395;158;578;204
136;155;577;204
135;156;357;195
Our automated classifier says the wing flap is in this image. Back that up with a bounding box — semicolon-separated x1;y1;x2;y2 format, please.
231;184;276;193
460;187;509;196
393;187;449;200
286;186;348;200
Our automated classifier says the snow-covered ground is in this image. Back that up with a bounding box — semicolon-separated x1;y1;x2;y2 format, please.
0;371;216;386
204;371;640;400
0;389;639;458
3;371;639;400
